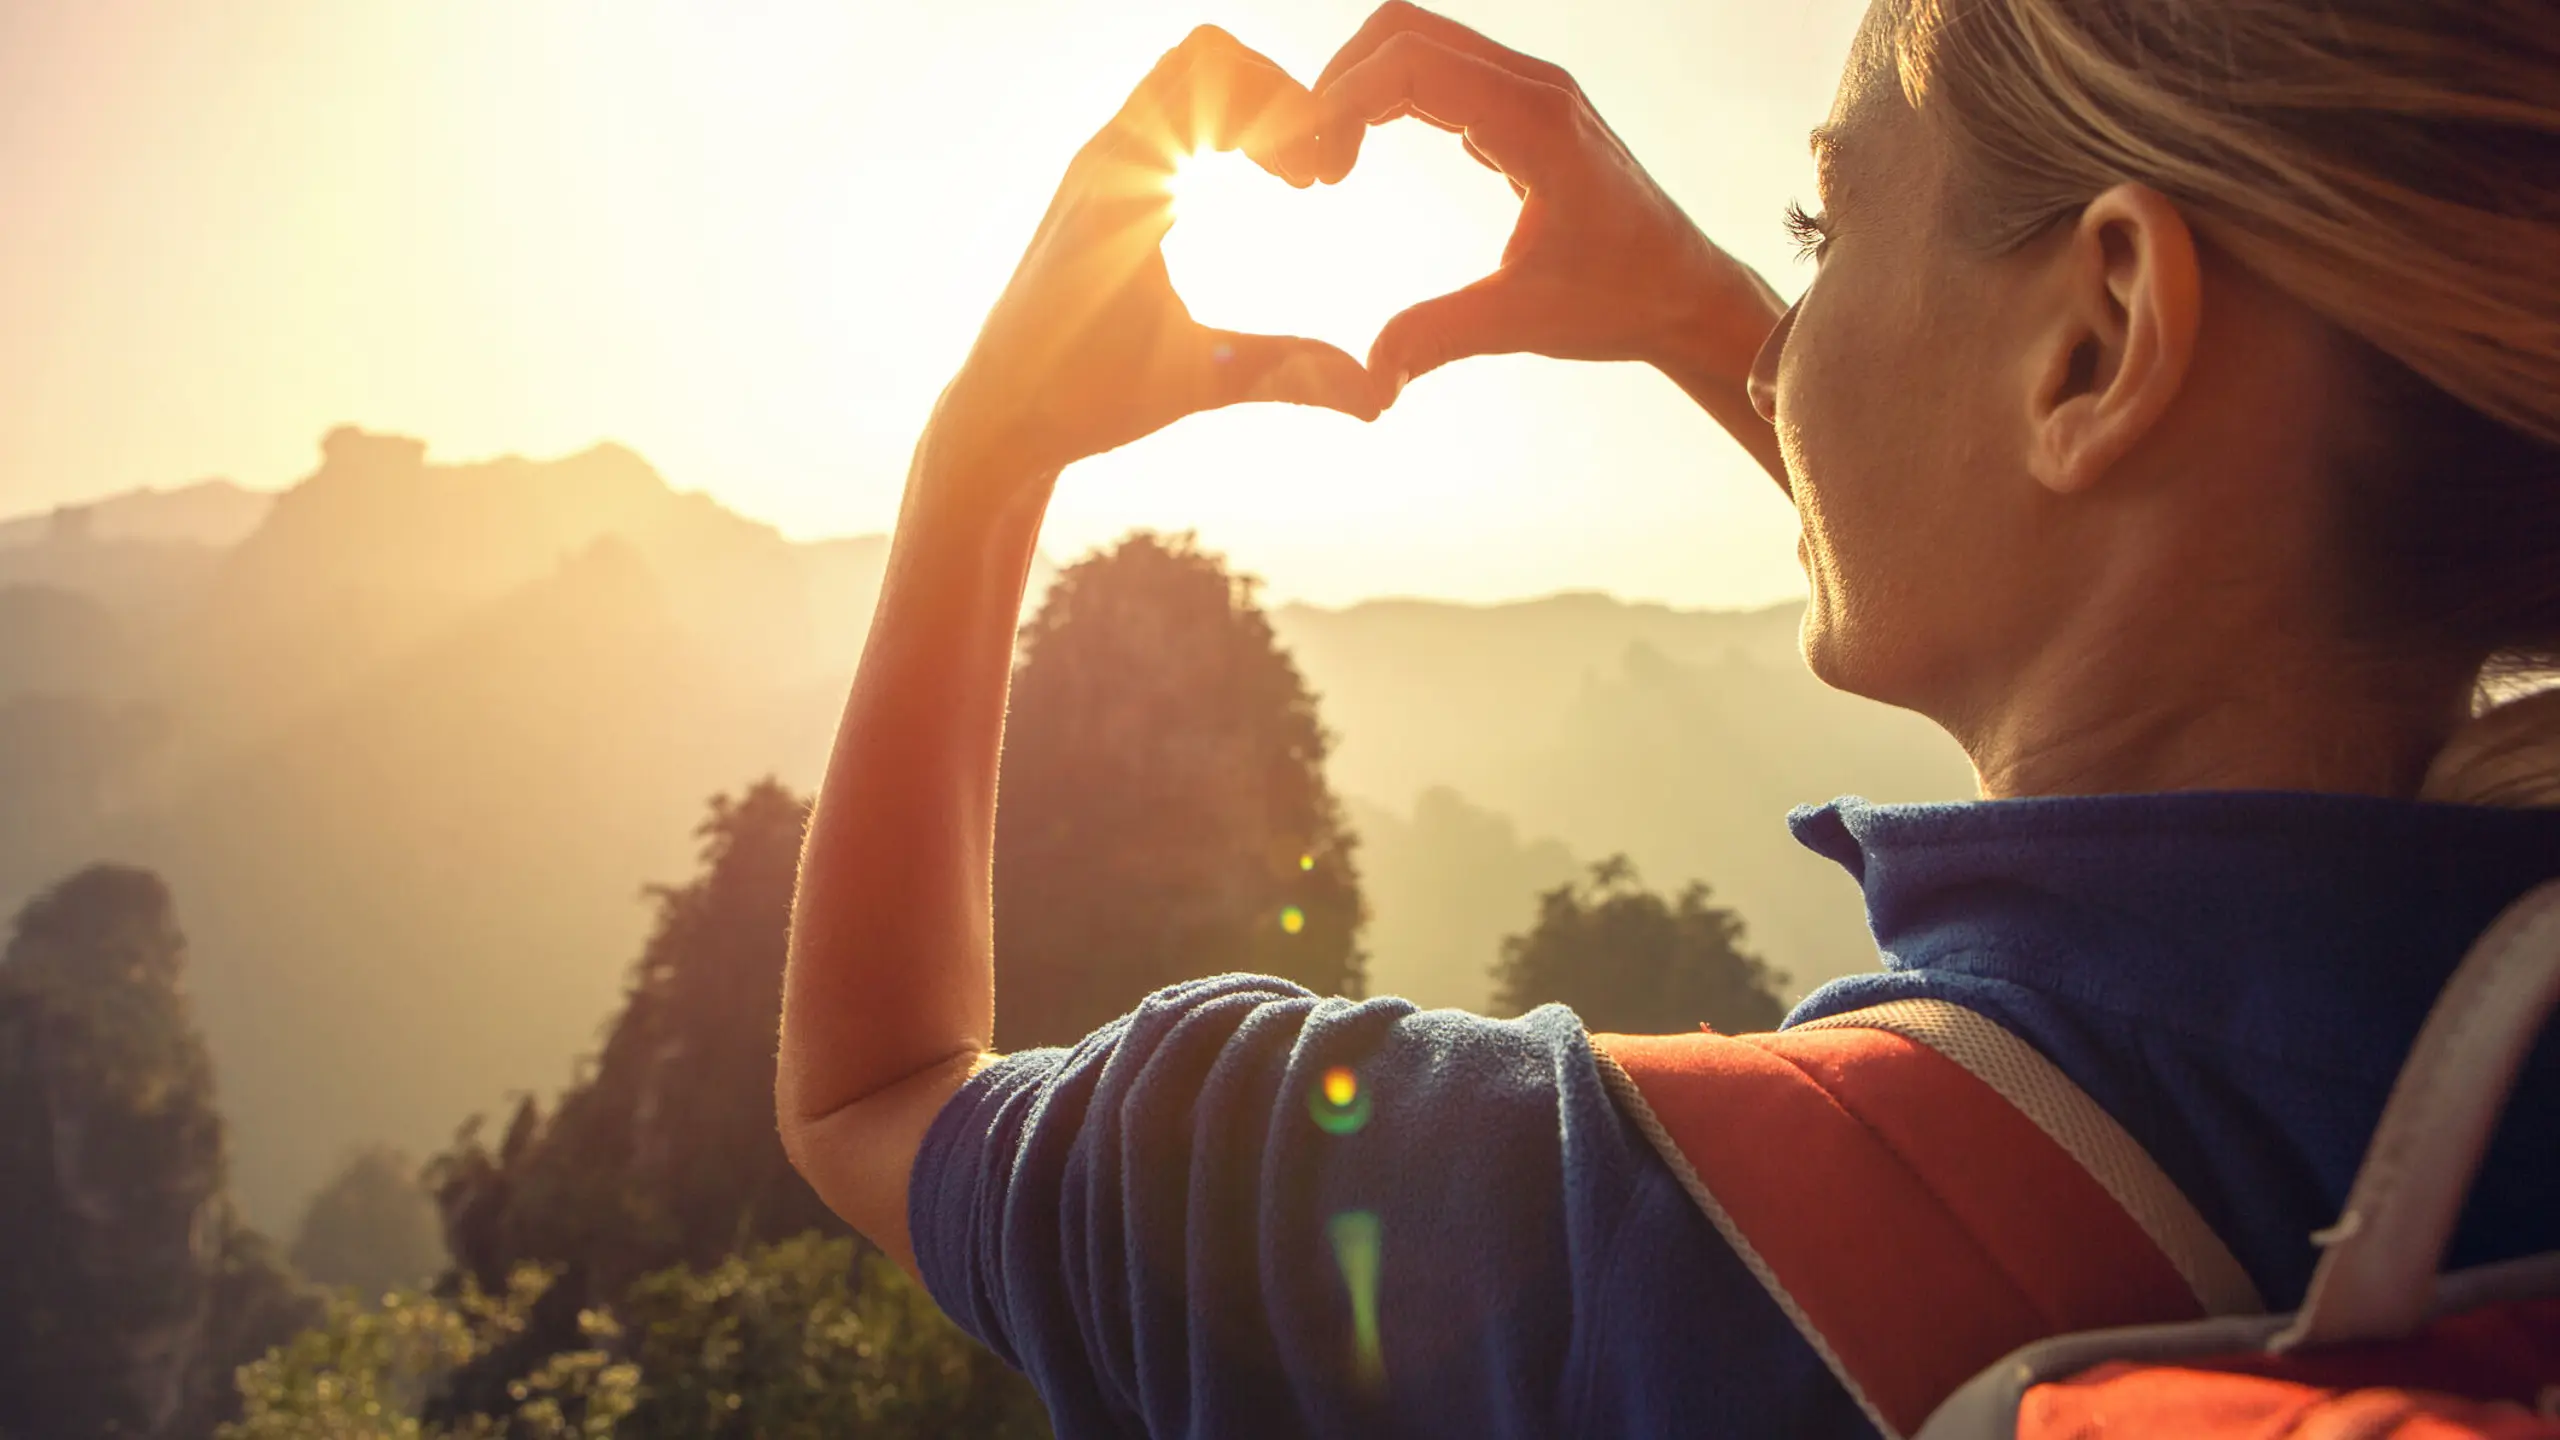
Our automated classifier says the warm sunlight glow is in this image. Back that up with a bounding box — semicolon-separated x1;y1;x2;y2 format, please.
1160;126;1516;361
1;0;1860;606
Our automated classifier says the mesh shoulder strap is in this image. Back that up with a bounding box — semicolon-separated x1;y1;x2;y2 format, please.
1592;1003;2258;1440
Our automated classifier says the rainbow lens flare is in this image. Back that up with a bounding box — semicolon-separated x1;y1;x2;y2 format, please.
1299;853;1315;871
1327;1210;1386;1387
1280;905;1306;934
1308;1065;1371;1135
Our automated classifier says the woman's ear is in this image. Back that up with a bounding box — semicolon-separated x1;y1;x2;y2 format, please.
2024;183;2203;495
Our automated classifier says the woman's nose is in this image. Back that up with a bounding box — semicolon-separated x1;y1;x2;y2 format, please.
1746;302;1797;424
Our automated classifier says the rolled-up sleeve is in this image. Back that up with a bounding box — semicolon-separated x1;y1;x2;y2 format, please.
909;974;1866;1439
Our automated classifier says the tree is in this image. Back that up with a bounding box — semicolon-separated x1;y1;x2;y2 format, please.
292;1148;450;1301
995;532;1365;1048
223;1239;1046;1440
422;782;1046;1433
429;781;850;1419
222;1266;636;1440
0;865;315;1439
619;1236;1048;1440
1352;787;1579;1011
1491;857;1791;1035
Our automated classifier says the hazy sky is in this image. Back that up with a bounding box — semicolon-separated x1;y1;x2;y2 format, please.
0;0;1866;607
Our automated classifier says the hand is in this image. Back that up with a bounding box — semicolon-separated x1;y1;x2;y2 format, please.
1304;3;1786;400
929;27;1380;487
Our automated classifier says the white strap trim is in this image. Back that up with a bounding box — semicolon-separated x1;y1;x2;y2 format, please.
1591;1043;1906;1440
1795;1000;2263;1318
2275;877;2560;1350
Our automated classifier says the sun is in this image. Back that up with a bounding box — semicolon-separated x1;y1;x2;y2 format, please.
1155;127;1516;359
1162;146;1241;225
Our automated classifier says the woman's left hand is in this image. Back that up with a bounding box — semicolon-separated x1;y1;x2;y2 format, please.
927;26;1382;492
1301;3;1786;430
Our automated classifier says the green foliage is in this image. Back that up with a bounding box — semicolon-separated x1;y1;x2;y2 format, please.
221;1267;637;1440
224;1240;1047;1440
426;783;1041;1427
1492;856;1791;1035
432;782;843;1338
617;1236;1048;1440
996;531;1366;1047
293;1148;451;1300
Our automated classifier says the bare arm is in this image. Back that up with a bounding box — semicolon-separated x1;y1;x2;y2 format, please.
1307;1;1792;483
780;4;1798;1280
775;26;1379;1278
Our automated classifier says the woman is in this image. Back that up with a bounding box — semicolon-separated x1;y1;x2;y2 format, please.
777;2;2560;1434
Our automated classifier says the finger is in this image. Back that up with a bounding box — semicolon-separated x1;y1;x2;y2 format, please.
1313;2;1579;101
1105;26;1321;187
1194;331;1383;421
1313;32;1577;190
1367;272;1545;394
1461;135;1528;196
1308;2;1582;183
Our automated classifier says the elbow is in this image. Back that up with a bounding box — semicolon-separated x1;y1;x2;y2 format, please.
772;1046;991;1268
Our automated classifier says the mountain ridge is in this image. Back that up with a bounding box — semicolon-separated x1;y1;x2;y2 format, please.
0;429;1967;1226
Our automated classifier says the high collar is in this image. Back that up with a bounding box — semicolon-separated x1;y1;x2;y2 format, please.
1787;792;2560;1074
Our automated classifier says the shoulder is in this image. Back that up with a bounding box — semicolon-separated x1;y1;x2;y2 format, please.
910;974;1867;1434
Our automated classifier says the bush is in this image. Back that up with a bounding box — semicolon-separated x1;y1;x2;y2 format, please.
618;1236;1048;1440
225;1237;1049;1439
221;1267;634;1440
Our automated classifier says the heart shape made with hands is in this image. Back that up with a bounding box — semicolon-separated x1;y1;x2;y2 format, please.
1159;119;1522;373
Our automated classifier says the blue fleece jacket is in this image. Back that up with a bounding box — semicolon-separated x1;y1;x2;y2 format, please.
910;793;2560;1438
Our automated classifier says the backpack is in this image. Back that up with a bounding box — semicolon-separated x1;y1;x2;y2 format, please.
1591;877;2560;1439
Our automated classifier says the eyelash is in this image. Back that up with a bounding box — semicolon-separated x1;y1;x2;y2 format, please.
1784;200;1830;262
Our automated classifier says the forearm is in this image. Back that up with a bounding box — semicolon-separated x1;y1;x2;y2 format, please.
777;425;1051;1253
1652;260;1790;485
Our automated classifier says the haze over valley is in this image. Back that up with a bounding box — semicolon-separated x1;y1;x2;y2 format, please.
0;430;1968;1225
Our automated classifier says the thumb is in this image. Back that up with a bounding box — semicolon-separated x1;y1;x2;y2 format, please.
1194;330;1383;421
1368;272;1536;398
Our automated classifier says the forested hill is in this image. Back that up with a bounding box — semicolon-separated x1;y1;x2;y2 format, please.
0;430;1966;1227
1271;593;1973;1011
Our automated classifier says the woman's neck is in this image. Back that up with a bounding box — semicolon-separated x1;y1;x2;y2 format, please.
1949;616;2469;802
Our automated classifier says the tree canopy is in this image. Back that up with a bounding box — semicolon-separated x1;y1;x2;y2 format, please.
1491;856;1790;1035
994;532;1365;1048
0;865;314;1439
423;781;1047;1431
224;1239;1047;1440
429;780;851;1417
291;1148;450;1301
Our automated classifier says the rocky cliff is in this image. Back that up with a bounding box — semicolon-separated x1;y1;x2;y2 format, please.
0;867;314;1439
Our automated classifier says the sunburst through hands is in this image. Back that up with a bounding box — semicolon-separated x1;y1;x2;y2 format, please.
1158;121;1521;366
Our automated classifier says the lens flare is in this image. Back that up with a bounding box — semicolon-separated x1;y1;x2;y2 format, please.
1327;1210;1386;1387
1308;1065;1372;1135
1280;905;1306;934
1299;853;1314;871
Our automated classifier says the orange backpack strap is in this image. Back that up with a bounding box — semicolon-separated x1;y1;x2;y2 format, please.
1592;999;2262;1439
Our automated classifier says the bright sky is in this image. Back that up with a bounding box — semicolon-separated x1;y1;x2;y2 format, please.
0;0;1866;607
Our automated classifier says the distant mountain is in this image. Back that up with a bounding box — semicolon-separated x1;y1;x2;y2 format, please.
0;480;275;620
0;477;273;550
0;427;1969;1231
1274;594;1975;1003
129;538;808;1226
1350;787;1580;1011
0;429;873;1223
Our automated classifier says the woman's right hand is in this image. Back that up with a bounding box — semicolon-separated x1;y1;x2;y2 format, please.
926;26;1381;496
1301;4;1789;474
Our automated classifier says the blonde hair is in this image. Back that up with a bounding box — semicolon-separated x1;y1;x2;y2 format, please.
1887;0;2560;805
